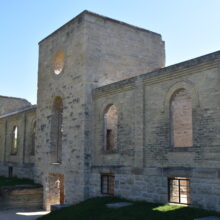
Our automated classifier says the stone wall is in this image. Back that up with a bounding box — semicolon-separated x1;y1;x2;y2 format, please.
0;185;43;210
83;11;165;87
90;167;220;212
36;9;88;209
92;51;220;211
0;106;36;179
0;96;31;116
35;10;165;210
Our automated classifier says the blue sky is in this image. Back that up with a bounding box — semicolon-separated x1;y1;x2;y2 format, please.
1;0;220;104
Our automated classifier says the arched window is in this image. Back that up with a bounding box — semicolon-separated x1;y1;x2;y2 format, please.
104;105;118;150
11;126;18;154
53;50;64;75
170;89;192;147
51;96;63;163
30;120;36;155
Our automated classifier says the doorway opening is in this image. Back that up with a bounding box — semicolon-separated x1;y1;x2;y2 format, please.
47;173;64;210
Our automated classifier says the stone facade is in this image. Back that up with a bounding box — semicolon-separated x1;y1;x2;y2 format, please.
0;105;36;179
92;51;220;211
0;10;220;212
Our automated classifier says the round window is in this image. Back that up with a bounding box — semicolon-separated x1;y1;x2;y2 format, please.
53;50;64;75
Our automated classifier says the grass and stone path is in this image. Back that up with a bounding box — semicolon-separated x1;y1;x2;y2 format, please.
0;210;49;220
37;197;220;220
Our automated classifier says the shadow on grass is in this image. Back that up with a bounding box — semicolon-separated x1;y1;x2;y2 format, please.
37;197;220;220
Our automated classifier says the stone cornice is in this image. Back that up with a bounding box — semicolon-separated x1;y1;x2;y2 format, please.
93;82;135;99
143;61;219;86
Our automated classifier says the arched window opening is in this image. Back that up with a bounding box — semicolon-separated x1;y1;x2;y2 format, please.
53;50;64;75
11;126;18;154
51;96;63;163
170;89;193;147
30;120;36;155
104;105;118;150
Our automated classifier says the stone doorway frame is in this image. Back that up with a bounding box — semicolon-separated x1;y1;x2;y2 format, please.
46;173;64;210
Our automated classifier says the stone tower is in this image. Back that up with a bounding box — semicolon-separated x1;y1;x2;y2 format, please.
34;10;165;209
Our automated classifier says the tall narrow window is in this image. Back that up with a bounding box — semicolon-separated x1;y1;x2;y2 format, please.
170;89;192;147
30;120;36;155
104;105;118;150
11;126;18;154
51;96;63;163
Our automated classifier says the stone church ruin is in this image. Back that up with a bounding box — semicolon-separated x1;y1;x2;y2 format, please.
0;10;220;211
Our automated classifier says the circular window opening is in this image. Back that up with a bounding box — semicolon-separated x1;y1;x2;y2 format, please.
53;50;64;75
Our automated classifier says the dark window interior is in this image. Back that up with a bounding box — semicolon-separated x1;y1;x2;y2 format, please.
101;174;115;195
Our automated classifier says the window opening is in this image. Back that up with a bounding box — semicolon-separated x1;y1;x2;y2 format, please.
101;174;115;195
168;177;190;205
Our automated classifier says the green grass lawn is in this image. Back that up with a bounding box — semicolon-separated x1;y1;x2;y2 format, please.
0;176;35;187
37;196;220;220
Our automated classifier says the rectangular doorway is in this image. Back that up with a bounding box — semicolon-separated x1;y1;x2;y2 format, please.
168;177;190;205
47;173;64;210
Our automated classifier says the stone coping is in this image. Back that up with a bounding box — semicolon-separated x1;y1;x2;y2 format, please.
106;202;133;208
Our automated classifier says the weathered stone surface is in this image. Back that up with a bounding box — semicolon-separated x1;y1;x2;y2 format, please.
0;10;220;213
0;185;43;211
0;96;31;116
0;106;36;178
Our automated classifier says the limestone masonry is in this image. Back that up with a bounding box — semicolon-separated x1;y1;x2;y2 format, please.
0;10;220;211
